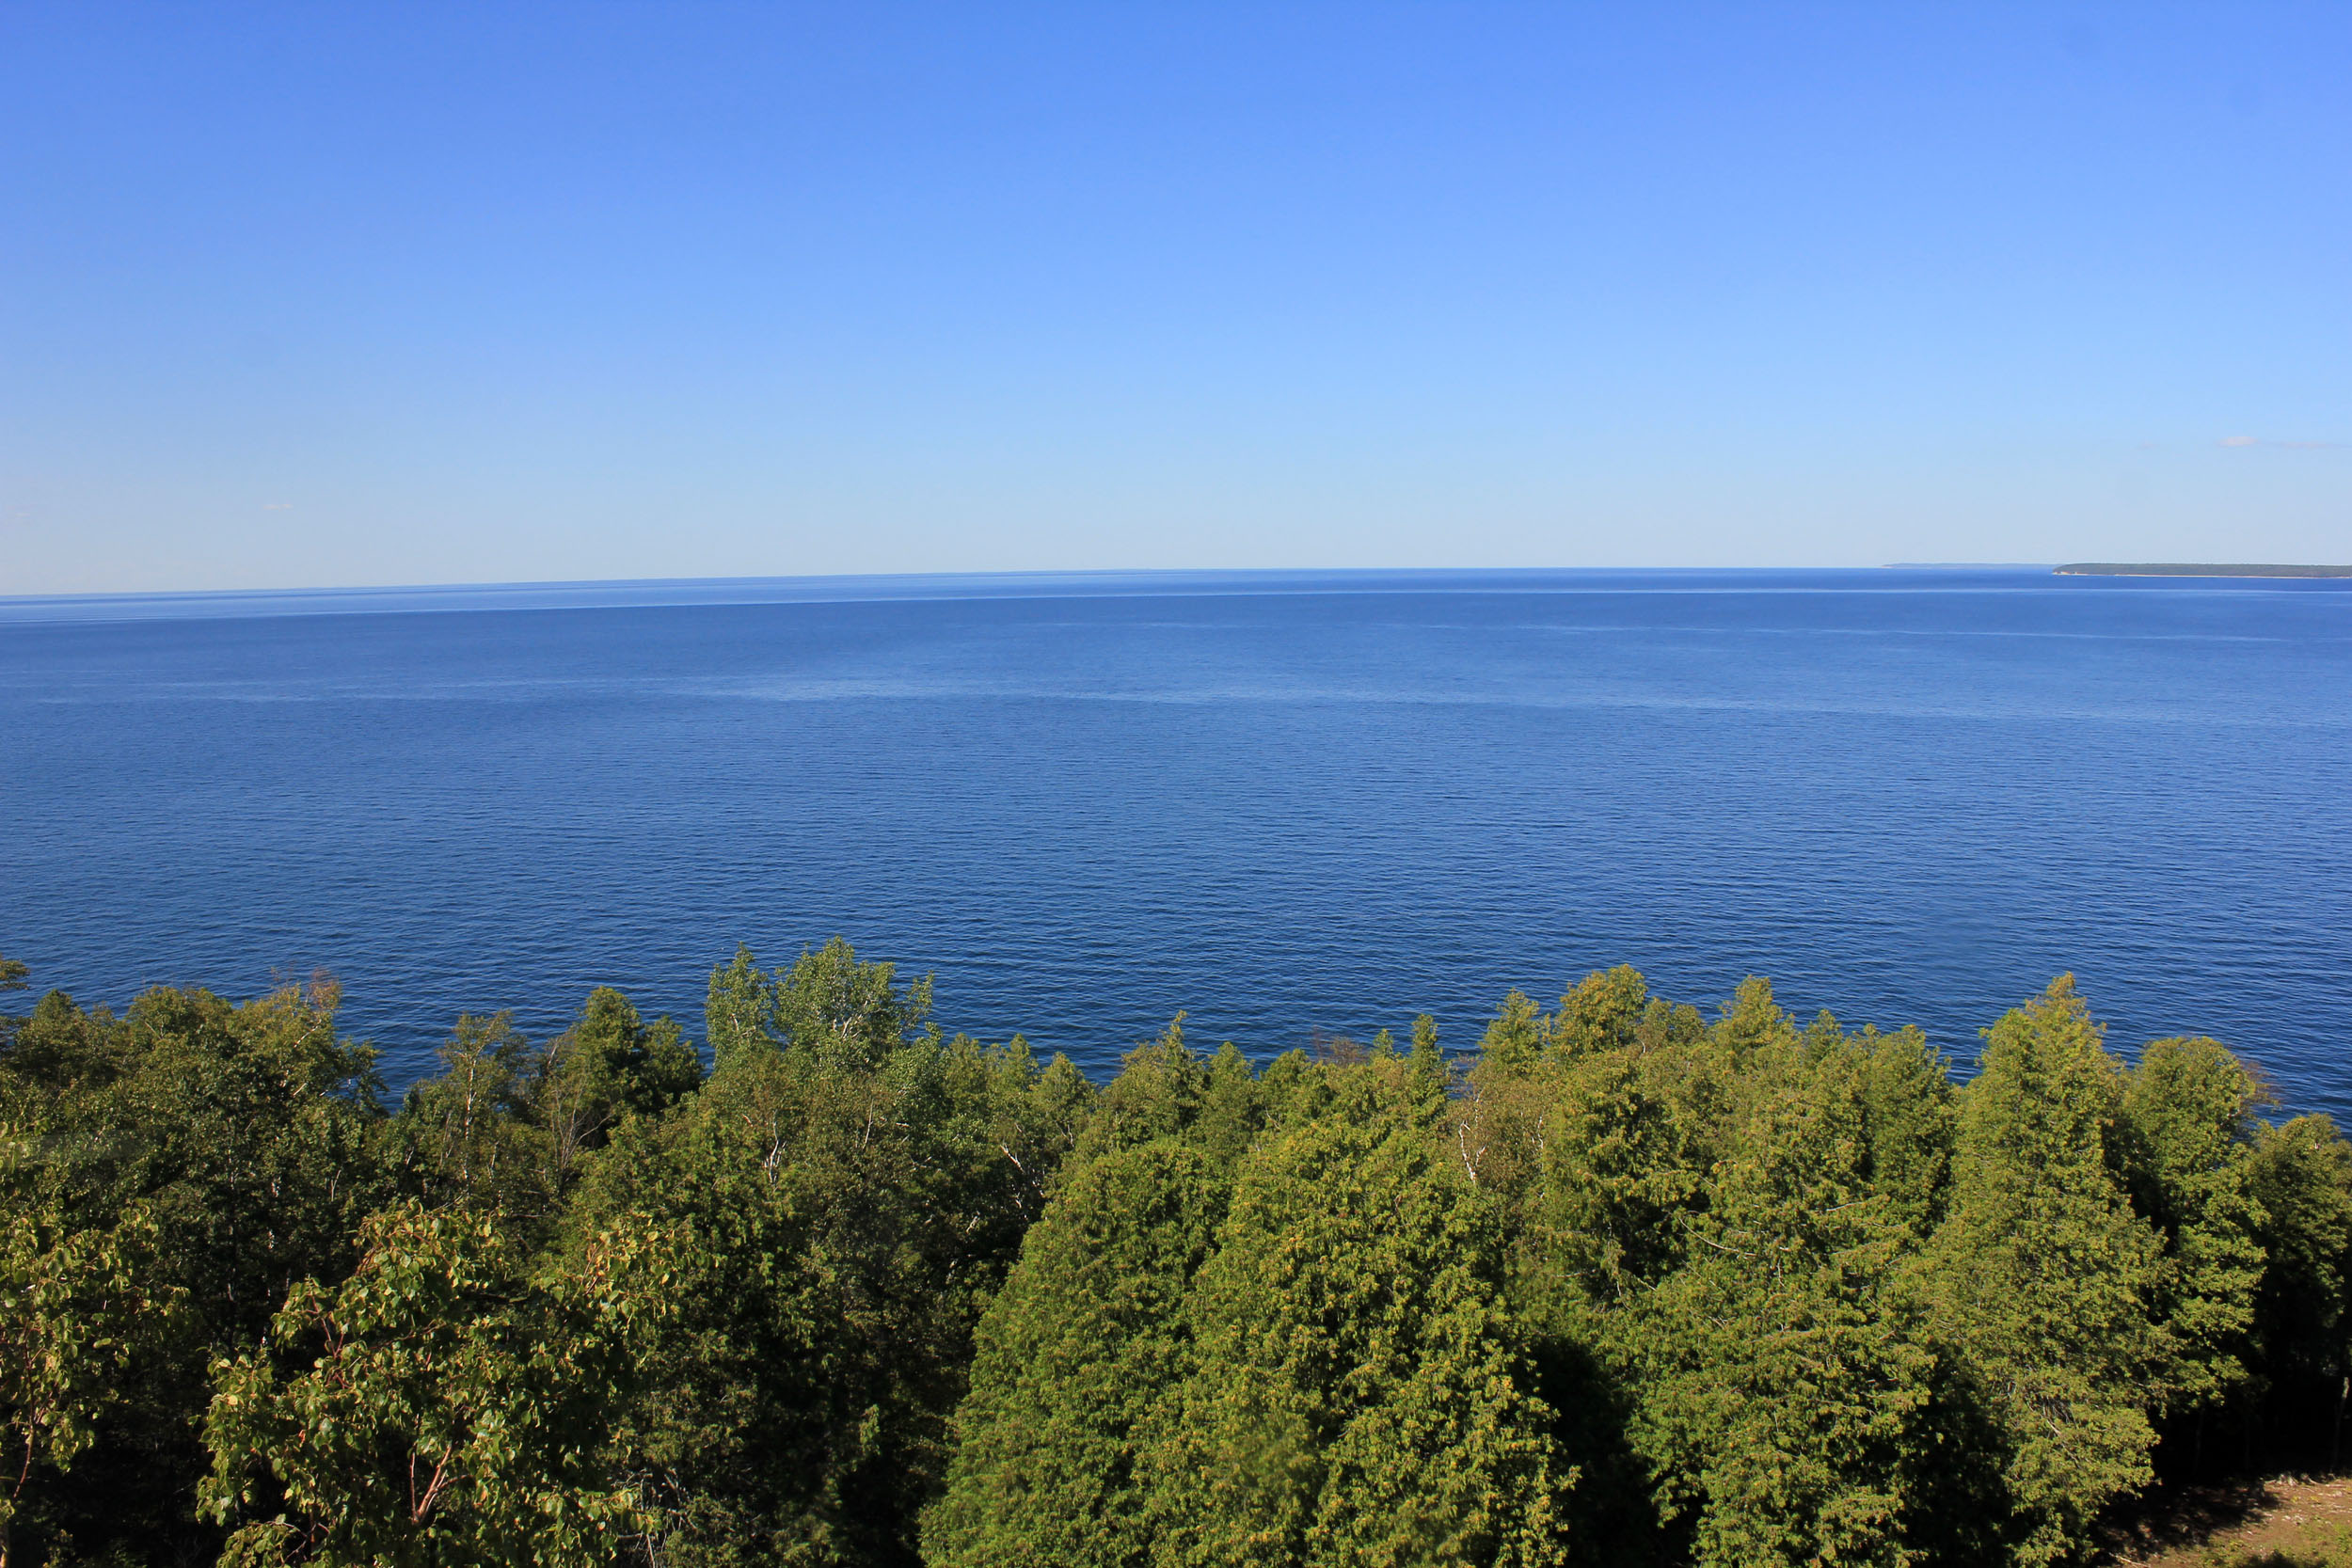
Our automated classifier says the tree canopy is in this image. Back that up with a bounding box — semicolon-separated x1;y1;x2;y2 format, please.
2;944;2346;1568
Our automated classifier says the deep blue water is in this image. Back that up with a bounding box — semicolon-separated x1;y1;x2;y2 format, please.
4;567;2347;1114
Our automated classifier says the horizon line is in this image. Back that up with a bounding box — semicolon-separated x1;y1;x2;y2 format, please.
0;563;2082;627
0;562;2065;608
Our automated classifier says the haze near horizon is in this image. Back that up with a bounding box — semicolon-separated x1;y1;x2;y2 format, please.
2;2;2346;594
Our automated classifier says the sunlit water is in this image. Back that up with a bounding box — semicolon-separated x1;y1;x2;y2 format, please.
4;568;2346;1113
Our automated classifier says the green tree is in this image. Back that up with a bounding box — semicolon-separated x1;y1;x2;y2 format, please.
1528;1037;1713;1304
927;1140;1228;1568
1408;1014;1448;1122
1194;1042;1268;1167
1923;977;2164;1566
1717;975;1791;1059
702;939;939;1080
1554;967;1648;1059
0;956;23;1077
706;944;777;1074
564;942;1087;1567
202;1203;666;1567
0;1203;180;1568
1618;1026;1933;1568
2118;1036;2268;1426
1147;1070;1569;1568
2243;1115;2352;1452
1078;1017;1209;1161
8;942;2345;1568
388;1013;558;1230
0;956;26;1062
565;1053;892;1567
534;987;701;1175
774;938;933;1073
1479;991;1549;1075
1858;1024;1954;1237
0;979;389;1564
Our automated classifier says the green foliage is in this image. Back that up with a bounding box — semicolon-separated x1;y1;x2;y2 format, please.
1;1203;182;1568
2244;1115;2352;1429
1858;1023;1954;1236
1195;1041;1267;1165
0;942;2343;1568
1924;977;2165;1564
537;987;701;1174
564;948;1089;1567
1554;966;1648;1059
2119;1036;2269;1418
201;1202;666;1567
1150;1069;1568;1568
388;1013;557;1229
927;1140;1228;1568
940;1055;1569;1568
1617;1017;1935;1568
705;945;773;1074
10;982;387;1321
703;938;936;1080
1079;1016;1210;1160
0;979;390;1566
1480;990;1549;1074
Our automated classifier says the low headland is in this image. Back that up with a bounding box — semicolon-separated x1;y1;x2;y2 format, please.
4;941;2347;1568
2057;562;2352;578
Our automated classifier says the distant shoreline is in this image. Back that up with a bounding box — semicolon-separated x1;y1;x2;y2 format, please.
2055;563;2352;578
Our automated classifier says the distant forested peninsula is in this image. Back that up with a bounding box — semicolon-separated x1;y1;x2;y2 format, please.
5;942;2349;1568
2055;562;2352;578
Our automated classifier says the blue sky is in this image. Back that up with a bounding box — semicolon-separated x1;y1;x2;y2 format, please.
2;2;2345;593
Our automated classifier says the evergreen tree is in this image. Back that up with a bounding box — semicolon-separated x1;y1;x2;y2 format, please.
1077;1017;1209;1160
1194;1041;1268;1167
1858;1024;1954;1237
1619;1025;1932;1568
1147;1070;1568;1568
1554;967;1648;1059
2118;1036;2267;1428
1531;1023;1716;1303
2243;1115;2352;1452
7;943;2348;1566
1924;977;2164;1566
1479;990;1549;1074
1408;1014;1449;1122
927;1140;1228;1568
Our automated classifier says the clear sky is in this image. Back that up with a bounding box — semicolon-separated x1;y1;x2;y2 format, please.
2;3;2345;594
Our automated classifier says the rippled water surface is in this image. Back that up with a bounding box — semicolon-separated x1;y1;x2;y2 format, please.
4;568;2346;1109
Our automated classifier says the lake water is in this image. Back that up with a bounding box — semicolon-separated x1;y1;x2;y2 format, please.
3;567;2347;1114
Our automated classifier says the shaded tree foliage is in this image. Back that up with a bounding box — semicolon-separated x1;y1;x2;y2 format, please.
563;943;1088;1568
935;1051;1565;1568
1922;977;2165;1565
201;1204;668;1568
0;974;388;1567
926;1140;1228;1568
1147;1066;1567;1568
